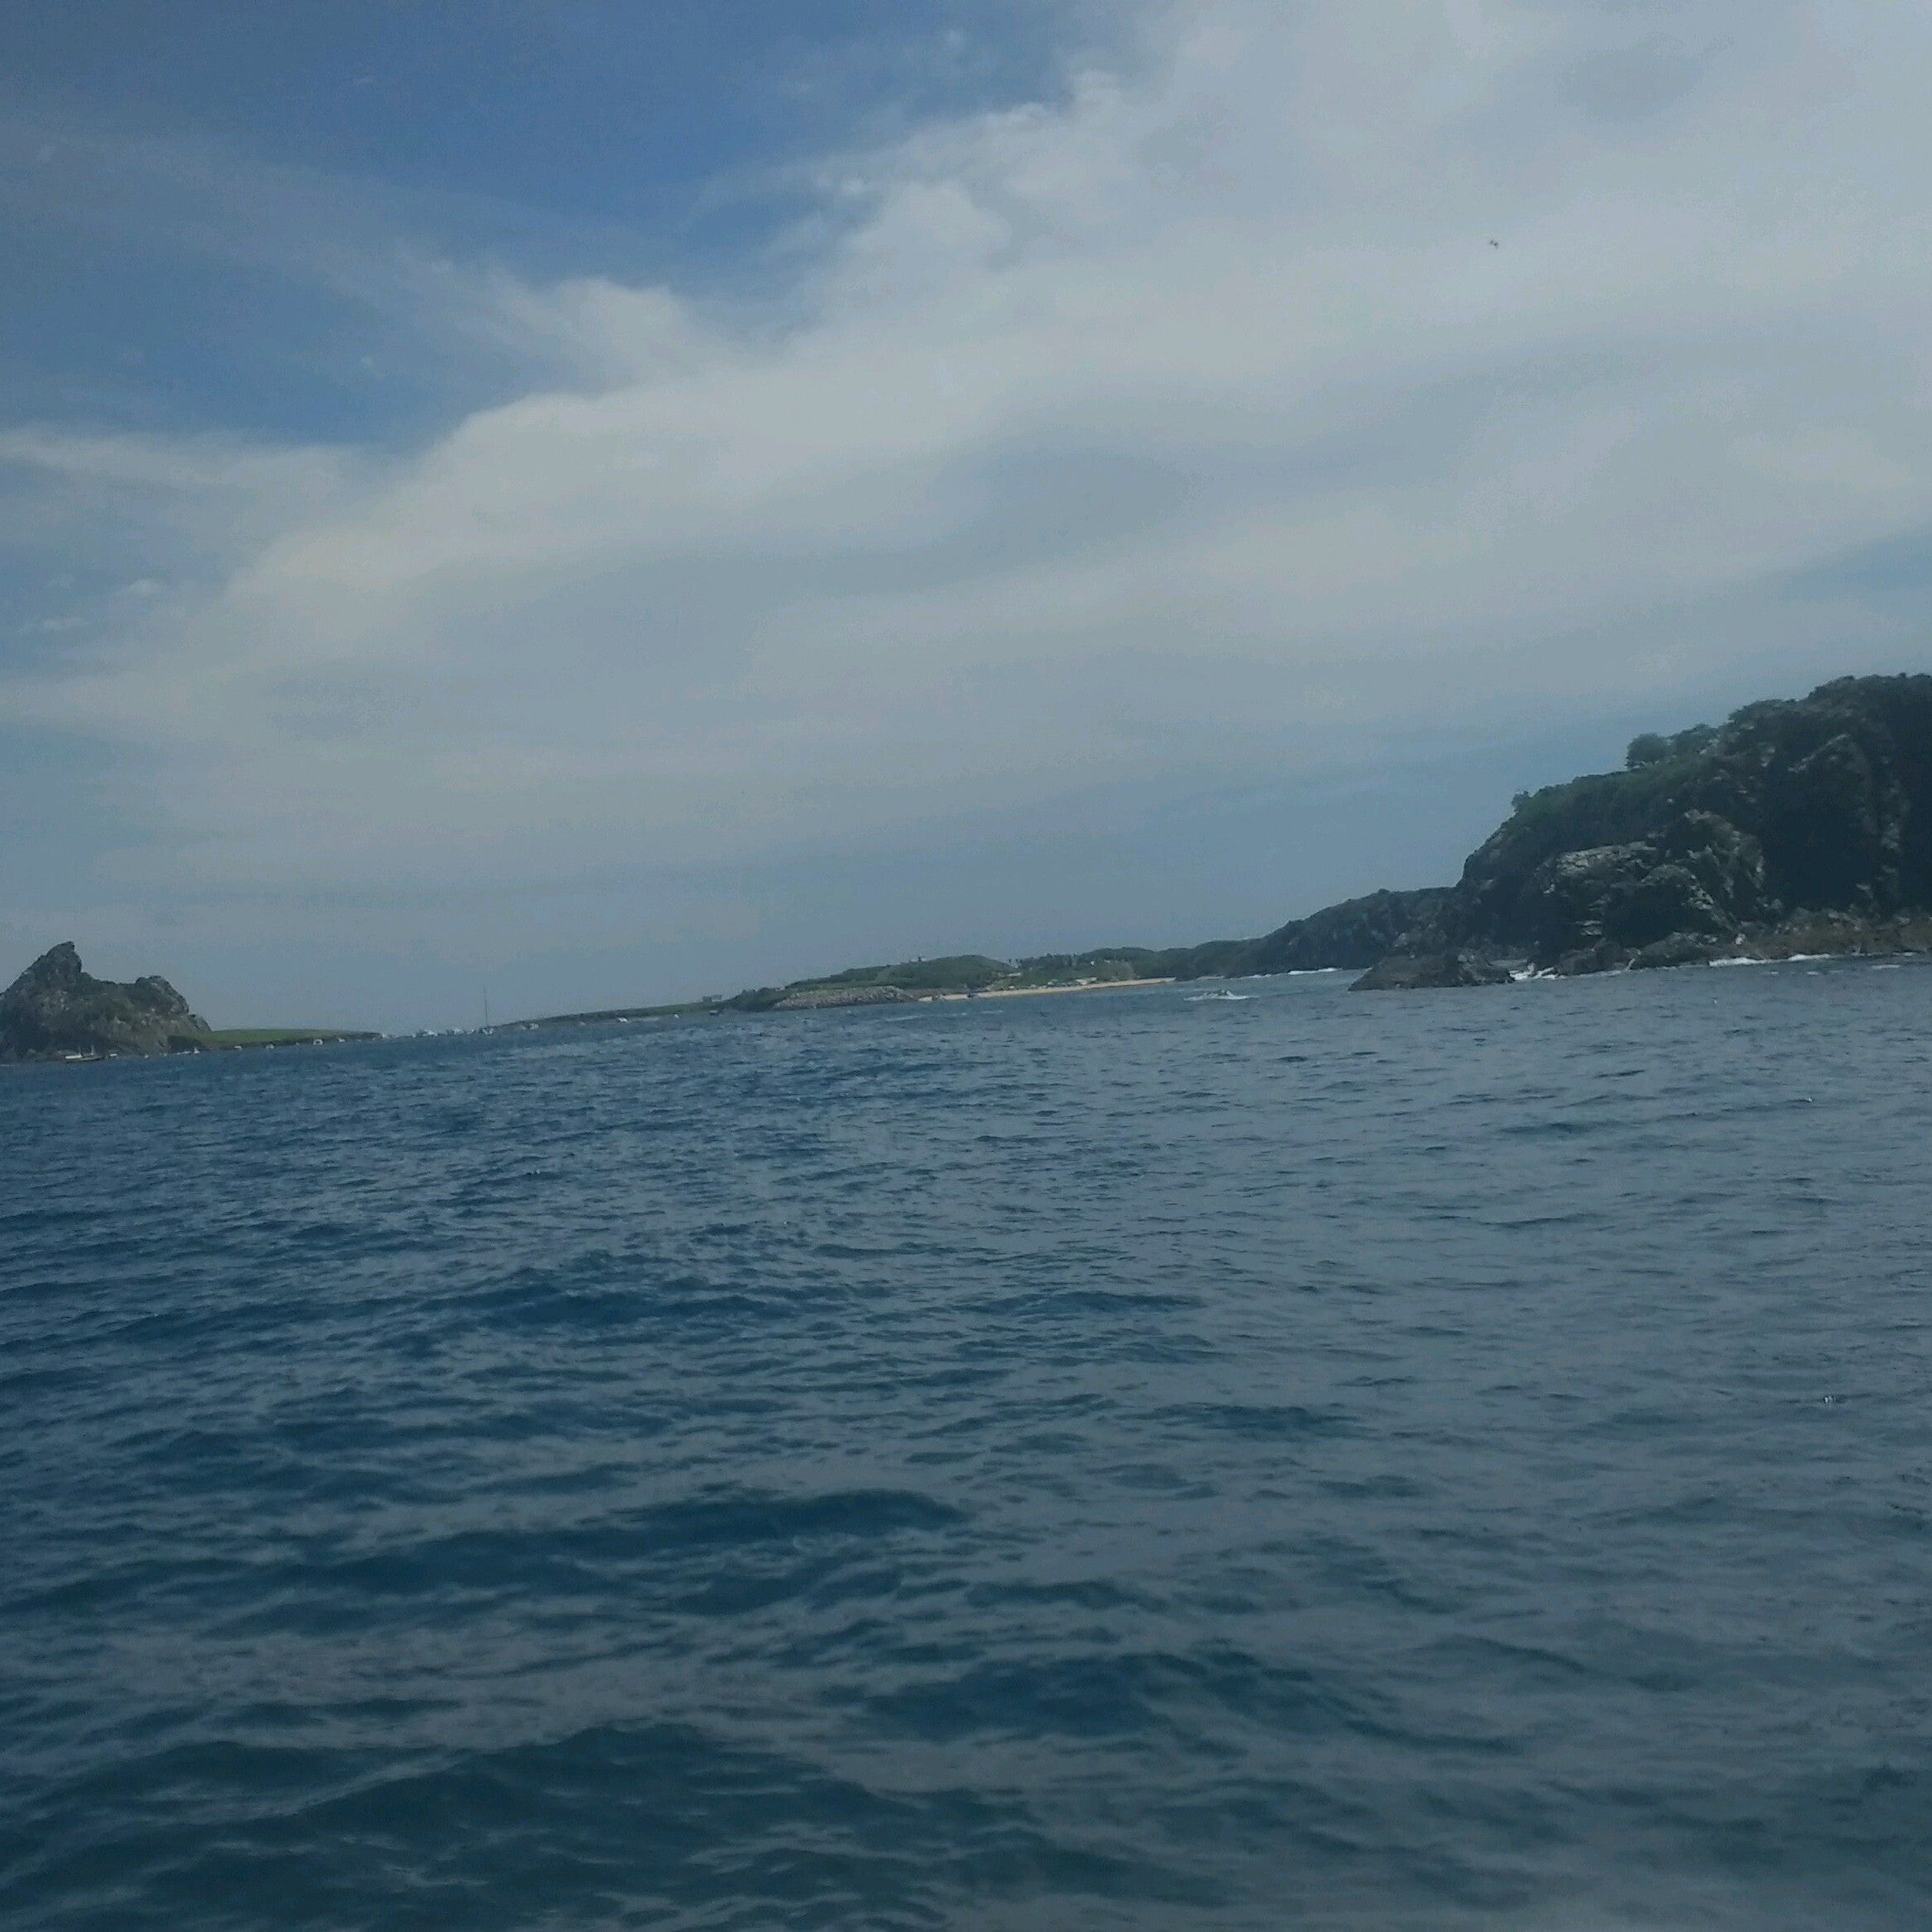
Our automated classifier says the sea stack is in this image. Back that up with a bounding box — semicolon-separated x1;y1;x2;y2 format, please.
0;943;214;1062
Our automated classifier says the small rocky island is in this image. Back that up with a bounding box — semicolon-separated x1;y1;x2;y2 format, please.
0;944;215;1061
0;943;379;1062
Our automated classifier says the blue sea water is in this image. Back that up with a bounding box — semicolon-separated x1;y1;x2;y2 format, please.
3;962;1930;1931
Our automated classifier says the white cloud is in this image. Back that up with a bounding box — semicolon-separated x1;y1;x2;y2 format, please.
8;0;1932;905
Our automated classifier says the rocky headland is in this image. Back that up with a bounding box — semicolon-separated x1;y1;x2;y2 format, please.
1346;672;1932;987
683;674;1932;1013
0;944;215;1061
215;669;1932;1037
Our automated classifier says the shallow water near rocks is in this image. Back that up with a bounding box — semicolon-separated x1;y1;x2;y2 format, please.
3;962;1930;1930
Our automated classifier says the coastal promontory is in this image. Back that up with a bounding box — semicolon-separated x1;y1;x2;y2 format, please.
1356;672;1932;982
0;944;215;1062
405;671;1932;1031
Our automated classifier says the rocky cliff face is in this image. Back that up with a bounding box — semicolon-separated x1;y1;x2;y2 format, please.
0;944;213;1061
1401;674;1932;974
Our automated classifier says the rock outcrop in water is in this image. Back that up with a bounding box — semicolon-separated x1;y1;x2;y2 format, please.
1351;673;1932;985
0;943;214;1061
1350;950;1512;992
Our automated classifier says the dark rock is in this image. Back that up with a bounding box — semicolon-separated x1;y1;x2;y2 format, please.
1524;842;1654;957
1350;950;1512;992
1744;910;1932;958
1518;838;1739;959
1659;810;1766;912
1629;932;1726;970
1441;675;1932;973
1608;863;1731;947
0;943;213;1061
1551;941;1631;976
1770;732;1902;910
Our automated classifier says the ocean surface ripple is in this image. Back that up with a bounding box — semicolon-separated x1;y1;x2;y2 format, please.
3;964;1930;1930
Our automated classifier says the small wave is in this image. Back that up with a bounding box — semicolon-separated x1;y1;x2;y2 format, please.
1187;991;1252;1002
1712;951;1840;967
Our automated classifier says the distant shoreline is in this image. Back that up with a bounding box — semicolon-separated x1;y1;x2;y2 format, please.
932;976;1176;1002
15;674;1932;1054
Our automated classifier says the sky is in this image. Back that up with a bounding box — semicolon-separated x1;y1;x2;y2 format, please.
5;0;1932;1029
